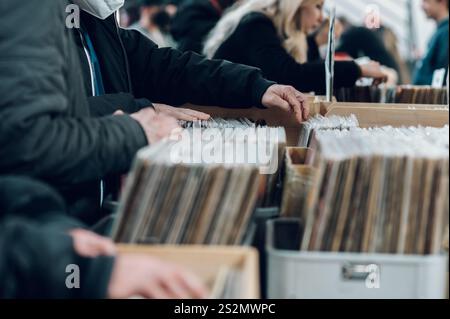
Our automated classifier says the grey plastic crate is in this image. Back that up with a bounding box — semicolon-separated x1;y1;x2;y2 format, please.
266;218;448;299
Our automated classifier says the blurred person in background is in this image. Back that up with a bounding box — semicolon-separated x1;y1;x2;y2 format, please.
171;0;239;53
129;0;176;47
413;0;449;85
204;0;389;95
120;0;141;27
165;0;182;16
336;17;403;84
375;26;411;84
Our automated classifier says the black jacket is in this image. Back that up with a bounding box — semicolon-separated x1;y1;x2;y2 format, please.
0;0;148;225
0;176;114;299
75;11;274;113
171;0;223;53
213;12;362;95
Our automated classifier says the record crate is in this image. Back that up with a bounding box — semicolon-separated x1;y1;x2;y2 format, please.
265;218;448;299
186;100;449;146
118;245;260;299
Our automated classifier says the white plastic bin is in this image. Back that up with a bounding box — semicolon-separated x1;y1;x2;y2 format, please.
266;218;448;299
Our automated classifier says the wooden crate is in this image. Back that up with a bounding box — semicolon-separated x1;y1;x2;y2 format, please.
321;102;449;128
118;245;260;299
186;101;449;146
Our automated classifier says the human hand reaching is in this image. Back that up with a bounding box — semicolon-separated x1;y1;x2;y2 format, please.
359;61;389;85
108;254;209;299
69;229;116;258
129;107;182;144
261;84;310;123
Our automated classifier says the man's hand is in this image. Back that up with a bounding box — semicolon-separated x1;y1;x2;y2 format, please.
108;254;209;299
154;104;211;121
129;108;182;144
69;230;207;299
69;229;116;258
261;85;309;123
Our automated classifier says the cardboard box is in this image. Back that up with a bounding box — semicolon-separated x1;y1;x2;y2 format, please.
118;245;260;299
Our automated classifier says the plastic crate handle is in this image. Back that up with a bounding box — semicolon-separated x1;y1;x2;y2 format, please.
342;262;380;286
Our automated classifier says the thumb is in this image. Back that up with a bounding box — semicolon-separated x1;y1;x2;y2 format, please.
114;110;125;116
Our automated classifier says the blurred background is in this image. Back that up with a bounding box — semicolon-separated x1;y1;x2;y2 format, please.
118;0;447;86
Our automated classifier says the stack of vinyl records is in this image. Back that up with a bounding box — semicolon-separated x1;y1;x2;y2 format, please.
336;85;448;105
282;115;361;219
181;117;286;206
113;124;286;245
298;114;360;147
179;117;259;129
300;125;449;255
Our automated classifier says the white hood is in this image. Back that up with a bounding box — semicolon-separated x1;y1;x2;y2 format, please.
72;0;124;20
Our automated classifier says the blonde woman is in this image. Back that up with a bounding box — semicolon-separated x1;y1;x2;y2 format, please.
204;0;387;94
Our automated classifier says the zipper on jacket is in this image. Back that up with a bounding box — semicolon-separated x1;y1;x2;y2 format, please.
78;31;96;96
78;30;104;207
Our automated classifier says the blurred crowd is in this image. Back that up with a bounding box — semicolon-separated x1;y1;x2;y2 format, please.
121;0;448;86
